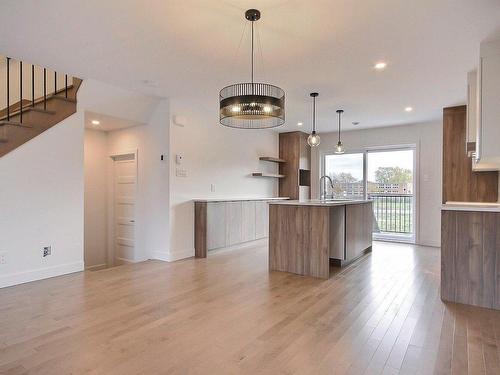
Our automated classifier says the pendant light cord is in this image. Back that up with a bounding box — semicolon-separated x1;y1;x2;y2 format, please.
337;110;343;143
338;112;341;143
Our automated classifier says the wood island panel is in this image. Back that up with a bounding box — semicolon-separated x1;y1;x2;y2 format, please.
269;204;330;279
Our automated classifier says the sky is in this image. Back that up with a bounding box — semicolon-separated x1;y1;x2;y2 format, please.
325;149;414;182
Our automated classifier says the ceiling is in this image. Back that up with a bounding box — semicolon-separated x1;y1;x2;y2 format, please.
1;0;499;133
84;111;145;132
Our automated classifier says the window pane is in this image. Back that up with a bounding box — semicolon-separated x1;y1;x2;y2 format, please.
324;153;364;199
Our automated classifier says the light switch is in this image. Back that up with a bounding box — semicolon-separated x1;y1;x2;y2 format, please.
211;184;216;192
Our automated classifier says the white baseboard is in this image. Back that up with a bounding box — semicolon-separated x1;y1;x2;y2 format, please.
152;248;194;262
0;261;84;289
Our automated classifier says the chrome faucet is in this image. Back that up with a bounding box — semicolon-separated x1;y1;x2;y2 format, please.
319;175;334;200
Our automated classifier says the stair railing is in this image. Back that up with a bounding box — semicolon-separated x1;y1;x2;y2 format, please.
3;56;72;124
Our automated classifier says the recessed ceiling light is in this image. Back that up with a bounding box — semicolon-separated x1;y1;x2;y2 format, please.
374;62;387;70
91;120;100;125
404;107;413;112
297;122;303;127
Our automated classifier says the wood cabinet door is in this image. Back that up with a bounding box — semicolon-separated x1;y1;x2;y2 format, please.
241;201;256;242
345;202;373;261
255;201;269;239
207;202;227;250
226;202;243;246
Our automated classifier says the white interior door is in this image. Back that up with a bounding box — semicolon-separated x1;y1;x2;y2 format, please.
112;153;136;265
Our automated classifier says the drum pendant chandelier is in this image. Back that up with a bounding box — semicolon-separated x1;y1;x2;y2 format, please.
219;9;285;129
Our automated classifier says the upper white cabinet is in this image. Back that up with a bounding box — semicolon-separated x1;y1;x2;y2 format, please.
474;39;500;171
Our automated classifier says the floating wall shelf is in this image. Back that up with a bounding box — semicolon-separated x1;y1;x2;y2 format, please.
259;156;286;163
252;172;286;178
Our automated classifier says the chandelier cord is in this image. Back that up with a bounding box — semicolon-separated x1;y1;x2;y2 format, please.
231;22;248;76
251;19;255;93
256;23;266;83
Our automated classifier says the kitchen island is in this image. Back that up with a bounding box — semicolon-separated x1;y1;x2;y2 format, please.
269;200;373;279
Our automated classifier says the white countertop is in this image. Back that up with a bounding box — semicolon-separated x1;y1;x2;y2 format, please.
442;201;500;212
193;197;289;203
268;199;372;207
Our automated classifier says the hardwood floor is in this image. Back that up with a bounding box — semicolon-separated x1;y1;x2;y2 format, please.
1;242;500;374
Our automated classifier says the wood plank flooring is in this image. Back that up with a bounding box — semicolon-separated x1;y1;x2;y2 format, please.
1;242;500;374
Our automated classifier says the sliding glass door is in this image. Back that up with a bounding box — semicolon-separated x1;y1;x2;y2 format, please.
367;148;415;242
322;146;416;243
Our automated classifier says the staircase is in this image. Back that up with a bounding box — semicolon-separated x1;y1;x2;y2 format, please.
0;56;82;157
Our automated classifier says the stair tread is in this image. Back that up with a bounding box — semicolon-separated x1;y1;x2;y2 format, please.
24;107;56;115
50;96;77;103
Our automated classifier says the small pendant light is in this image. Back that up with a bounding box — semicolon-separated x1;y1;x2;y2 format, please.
307;92;321;147
335;109;345;154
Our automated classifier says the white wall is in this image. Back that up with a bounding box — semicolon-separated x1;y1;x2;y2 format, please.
106;100;170;262
0;112;84;288
84;129;108;269
311;121;442;247
168;99;279;260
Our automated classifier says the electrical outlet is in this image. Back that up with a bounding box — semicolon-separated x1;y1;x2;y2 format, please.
0;252;6;265
43;246;51;257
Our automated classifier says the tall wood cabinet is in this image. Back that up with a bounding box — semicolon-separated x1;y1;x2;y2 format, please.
442;105;498;203
278;131;311;200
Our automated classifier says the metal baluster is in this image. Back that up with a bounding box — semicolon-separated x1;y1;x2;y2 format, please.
410;196;412;233
403;196;406;233
398;197;400;232
397;196;400;233
31;65;35;107
390;196;393;232
384;196;387;232
43;68;47;110
391;196;394;232
376;196;379;228
19;61;22;124
65;74;68;98
6;57;10;121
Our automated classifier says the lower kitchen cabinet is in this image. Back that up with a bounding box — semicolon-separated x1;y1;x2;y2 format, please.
441;209;500;310
194;199;272;258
